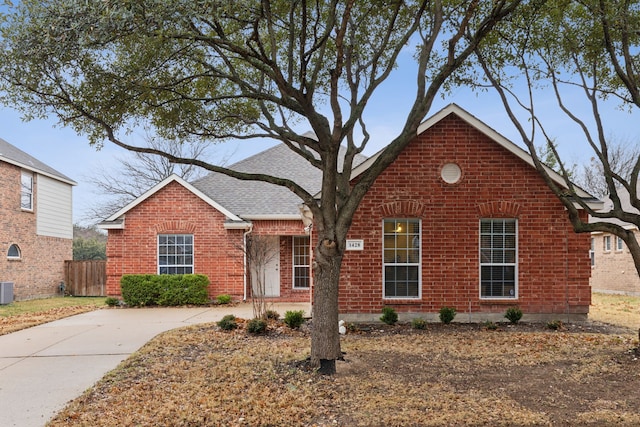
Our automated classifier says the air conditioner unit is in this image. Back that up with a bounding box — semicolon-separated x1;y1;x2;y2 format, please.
0;282;14;305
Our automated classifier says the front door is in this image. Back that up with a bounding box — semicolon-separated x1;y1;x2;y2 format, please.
251;236;280;297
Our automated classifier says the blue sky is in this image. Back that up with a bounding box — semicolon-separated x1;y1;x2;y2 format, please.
1;76;637;226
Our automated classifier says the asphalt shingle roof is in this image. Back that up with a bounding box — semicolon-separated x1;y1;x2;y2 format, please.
0;136;76;184
192;142;366;217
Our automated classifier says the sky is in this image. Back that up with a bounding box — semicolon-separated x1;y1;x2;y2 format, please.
1;70;638;226
0;8;638;226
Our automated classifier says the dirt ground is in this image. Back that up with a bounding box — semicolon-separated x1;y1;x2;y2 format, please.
49;319;640;427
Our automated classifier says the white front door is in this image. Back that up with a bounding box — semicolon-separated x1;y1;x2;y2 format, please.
251;236;280;297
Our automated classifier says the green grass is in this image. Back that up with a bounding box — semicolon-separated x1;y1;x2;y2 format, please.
0;296;107;317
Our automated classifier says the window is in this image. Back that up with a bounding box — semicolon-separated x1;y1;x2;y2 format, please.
7;244;21;259
616;236;624;251
158;234;193;274
590;238;595;266
603;235;611;252
383;219;420;298
21;172;33;210
292;236;310;288
480;219;517;299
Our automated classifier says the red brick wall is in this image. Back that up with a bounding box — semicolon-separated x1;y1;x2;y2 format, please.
0;162;71;300
339;114;591;317
106;181;246;300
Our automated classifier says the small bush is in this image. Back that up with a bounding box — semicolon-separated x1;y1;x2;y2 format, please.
264;309;280;321
439;306;457;324
504;307;523;324
346;322;358;333
484;321;498;330
218;314;238;331
547;320;563;330
216;294;232;304
412;318;427;330
105;297;120;307
380;307;398;325
247;318;267;334
283;310;305;329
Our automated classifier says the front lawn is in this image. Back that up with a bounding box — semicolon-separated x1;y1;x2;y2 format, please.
0;296;106;335
48;294;640;427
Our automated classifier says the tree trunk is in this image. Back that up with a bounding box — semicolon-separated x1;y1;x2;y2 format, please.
310;243;343;375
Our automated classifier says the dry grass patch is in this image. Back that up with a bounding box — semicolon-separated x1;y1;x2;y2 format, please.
590;292;640;330
49;321;640;427
0;297;106;335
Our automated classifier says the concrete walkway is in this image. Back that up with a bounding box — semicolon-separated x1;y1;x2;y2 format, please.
0;302;310;427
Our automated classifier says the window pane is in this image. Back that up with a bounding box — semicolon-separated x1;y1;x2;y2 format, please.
7;244;20;258
480;219;517;298
383;219;420;298
293;236;310;288
158;234;194;275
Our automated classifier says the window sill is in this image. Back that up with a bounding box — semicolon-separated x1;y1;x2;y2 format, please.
480;299;518;305
382;298;421;305
7;258;22;262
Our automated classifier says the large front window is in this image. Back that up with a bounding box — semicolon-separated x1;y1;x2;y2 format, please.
158;234;194;274
292;236;310;288
383;219;420;298
480;219;517;298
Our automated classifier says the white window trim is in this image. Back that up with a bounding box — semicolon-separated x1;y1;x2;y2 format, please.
479;219;518;300
616;236;624;252
603;235;611;252
292;236;310;289
382;218;422;300
157;234;194;275
21;171;34;211
7;244;21;260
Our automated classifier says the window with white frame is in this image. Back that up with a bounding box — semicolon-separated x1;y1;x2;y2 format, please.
292;236;310;288
616;236;624;251
21;171;33;210
158;234;193;274
603;235;611;252
480;219;517;299
7;244;21;260
590;238;595;266
383;219;420;298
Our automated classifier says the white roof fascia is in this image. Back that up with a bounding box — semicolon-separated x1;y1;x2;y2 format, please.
97;218;125;230
241;214;304;221
103;174;243;223
223;221;253;230
1;156;77;186
350;104;595;201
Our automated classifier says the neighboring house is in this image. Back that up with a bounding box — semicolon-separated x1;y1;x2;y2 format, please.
99;104;600;321
590;188;640;296
0;137;76;301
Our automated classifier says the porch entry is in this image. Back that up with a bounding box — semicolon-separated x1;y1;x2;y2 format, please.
251;235;280;297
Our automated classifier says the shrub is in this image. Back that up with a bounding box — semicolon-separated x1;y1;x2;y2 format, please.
264;309;280;321
218;314;238;331
105;297;120;307
547;320;563;330
504;307;523;324
216;294;232;305
380;307;398;325
120;274;209;307
346;322;358;333
283;310;305;329
412;318;427;330
247;318;267;334
439;306;457;324
484;321;498;330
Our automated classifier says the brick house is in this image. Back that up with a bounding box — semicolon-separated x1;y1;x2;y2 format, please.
100;104;600;321
590;189;640;296
0;137;76;301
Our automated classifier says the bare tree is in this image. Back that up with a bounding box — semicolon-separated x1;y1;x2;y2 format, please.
245;235;279;320
83;133;213;223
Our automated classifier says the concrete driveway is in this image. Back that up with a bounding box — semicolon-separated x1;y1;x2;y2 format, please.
0;302;309;427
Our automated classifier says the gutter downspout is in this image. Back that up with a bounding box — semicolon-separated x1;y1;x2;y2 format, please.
243;224;254;302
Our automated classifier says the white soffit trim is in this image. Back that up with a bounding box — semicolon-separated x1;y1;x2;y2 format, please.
103;174;243;222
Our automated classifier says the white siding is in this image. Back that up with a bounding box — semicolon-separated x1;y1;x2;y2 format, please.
36;175;73;239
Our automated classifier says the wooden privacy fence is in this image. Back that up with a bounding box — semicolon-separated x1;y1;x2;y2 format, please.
64;260;107;296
